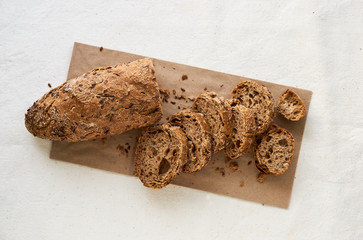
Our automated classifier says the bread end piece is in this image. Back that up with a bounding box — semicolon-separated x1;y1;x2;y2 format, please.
277;89;306;121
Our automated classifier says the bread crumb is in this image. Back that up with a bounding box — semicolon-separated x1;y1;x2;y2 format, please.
182;107;187;110
181;88;185;92
170;101;176;105
262;203;265;206
215;167;225;176
172;89;176;95
257;172;267;183
180;94;186;100
204;87;207;91
181;74;188;80
188;97;195;101
48;83;52;88
159;88;170;102
117;144;128;157
173;67;176;70
239;181;244;187
248;161;252;165
178;106;181;109
229;162;239;172
220;84;224;88
99;46;103;51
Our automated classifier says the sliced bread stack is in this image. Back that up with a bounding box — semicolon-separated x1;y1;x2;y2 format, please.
135;80;304;188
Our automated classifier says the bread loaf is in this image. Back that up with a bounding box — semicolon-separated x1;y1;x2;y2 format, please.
192;92;233;153
169;109;212;173
277;89;306;121
134;124;188;189
232;80;274;134
25;58;162;142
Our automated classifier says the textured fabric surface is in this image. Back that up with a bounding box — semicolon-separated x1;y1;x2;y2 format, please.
0;0;362;239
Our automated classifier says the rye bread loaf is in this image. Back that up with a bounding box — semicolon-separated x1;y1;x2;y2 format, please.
134;124;188;189
169;109;212;173
277;89;306;121
232;80;274;134
255;127;295;175
224;99;256;159
25;58;162;142
192;92;233;153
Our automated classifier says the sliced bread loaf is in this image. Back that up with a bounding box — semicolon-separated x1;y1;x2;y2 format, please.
254;127;295;175
224;99;256;159
232;80;274;134
134;124;188;189
277;89;306;121
192;92;233;153
25;58;162;142
169;109;212;173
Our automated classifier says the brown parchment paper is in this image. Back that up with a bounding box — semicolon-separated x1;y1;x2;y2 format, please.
50;42;312;208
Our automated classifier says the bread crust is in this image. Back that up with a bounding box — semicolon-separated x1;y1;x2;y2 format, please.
134;124;188;189
232;80;274;134
277;89;306;121
169;109;212;173
25;58;162;142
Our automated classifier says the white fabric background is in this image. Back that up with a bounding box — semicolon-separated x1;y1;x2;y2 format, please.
1;0;362;239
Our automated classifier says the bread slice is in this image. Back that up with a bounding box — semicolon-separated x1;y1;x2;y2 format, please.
134;124;188;189
277;89;306;121
254;127;295;175
192;92;233;153
25;58;162;142
169;109;212;173
224;99;256;159
232;80;274;134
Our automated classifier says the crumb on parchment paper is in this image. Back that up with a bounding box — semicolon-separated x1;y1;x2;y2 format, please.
229;161;239;172
215;167;225;176
257;172;267;183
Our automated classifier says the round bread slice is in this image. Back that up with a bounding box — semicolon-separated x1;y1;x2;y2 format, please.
224;99;256;159
169;109;212;173
277;89;306;121
254;127;295;175
232;80;274;134
192;92;233;153
134;124;188;189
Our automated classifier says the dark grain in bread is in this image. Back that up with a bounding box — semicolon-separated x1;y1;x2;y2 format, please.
169;109;212;173
25;58;162;142
192;92;233;153
277;89;306;121
232;80;274;134
255;127;295;175
134;124;188;189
